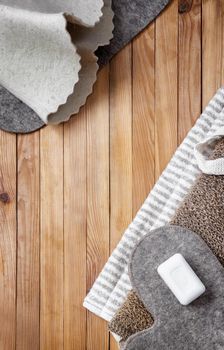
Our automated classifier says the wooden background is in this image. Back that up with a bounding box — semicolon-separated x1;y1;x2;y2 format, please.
0;0;223;349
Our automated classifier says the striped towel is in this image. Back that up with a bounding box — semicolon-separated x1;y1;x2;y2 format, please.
83;87;224;322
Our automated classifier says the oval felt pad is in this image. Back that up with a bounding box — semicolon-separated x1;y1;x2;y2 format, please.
125;225;224;350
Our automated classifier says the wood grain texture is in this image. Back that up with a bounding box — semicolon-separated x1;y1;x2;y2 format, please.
0;131;16;350
86;67;110;350
155;0;178;179
110;44;132;252
1;1;224;349
133;24;155;214
109;44;133;350
40;125;64;350
178;0;201;143
202;0;224;107
17;133;40;350
64;109;87;350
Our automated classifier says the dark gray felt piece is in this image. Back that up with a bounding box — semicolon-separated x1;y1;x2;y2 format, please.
0;85;44;134
124;225;224;350
96;0;171;65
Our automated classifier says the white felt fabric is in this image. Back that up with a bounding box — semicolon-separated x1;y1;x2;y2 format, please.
48;0;113;124
0;0;104;27
0;1;113;124
0;5;80;124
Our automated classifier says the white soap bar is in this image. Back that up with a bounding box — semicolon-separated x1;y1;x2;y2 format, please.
157;253;206;306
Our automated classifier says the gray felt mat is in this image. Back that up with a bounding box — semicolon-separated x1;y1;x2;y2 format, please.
124;225;224;350
96;0;171;65
0;85;44;134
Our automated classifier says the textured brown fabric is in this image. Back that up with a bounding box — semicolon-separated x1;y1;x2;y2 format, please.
109;137;224;341
171;138;224;265
108;291;154;341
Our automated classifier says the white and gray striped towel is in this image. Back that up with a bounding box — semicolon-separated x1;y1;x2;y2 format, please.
83;87;224;322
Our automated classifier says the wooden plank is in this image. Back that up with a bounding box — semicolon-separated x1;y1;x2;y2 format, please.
16;133;40;350
0;131;16;349
64;109;87;350
155;0;178;179
178;0;202;144
132;24;155;215
110;44;132;251
202;0;224;106
40;125;64;350
86;66;110;350
109;44;133;350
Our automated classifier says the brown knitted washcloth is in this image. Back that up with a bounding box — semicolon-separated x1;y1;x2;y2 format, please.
109;137;224;341
110;290;154;340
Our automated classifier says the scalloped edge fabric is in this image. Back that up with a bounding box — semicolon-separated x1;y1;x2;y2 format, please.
0;0;113;129
0;0;105;27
